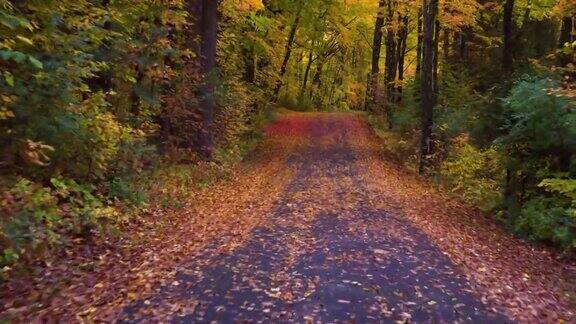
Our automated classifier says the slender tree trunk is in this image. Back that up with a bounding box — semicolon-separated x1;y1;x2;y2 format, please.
300;45;314;99
296;49;304;83
383;1;397;128
366;0;386;111
502;0;520;221
243;47;256;84
312;62;323;86
309;60;324;98
456;29;468;61
274;5;302;99
384;24;396;119
433;19;440;95
416;7;423;76
503;0;515;72
419;0;438;174
196;0;218;159
559;16;575;46
396;15;408;103
364;72;371;110
453;31;463;60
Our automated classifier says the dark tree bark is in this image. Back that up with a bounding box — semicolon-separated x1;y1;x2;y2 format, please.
559;16;575;46
419;0;438;174
454;31;467;61
300;46;315;99
312;62;323;86
364;72;371;109
502;0;517;220
242;47;256;84
384;28;396;98
503;0;515;72
309;60;324;98
296;49;305;83
194;0;219;159
384;2;397;128
433;19;440;95
366;0;386;111
274;5;302;98
416;7;423;76
395;15;408;103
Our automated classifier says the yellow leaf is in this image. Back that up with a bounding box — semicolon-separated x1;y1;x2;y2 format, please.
16;35;34;46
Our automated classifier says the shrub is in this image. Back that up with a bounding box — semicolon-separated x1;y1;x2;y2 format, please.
440;135;504;211
0;178;117;268
516;177;576;251
0;179;59;266
367;113;419;169
499;76;576;252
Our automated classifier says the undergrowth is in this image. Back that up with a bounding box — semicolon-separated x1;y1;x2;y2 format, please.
368;67;575;254
0;108;276;277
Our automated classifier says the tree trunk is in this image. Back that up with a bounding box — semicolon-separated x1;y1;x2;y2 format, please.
503;0;515;72
197;0;218;159
502;0;516;221
309;60;324;98
419;0;438;174
243;47;256;84
416;7;423;76
559;16;575;46
433;19;440;95
384;28;396;125
300;45;314;99
383;1;397;128
454;31;467;61
274;5;302;98
395;15;408;103
366;0;386;111
364;72;371;110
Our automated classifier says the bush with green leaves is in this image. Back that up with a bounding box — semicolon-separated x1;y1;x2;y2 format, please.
440;136;504;211
0;1;190;180
0;179;59;267
517;177;575;250
1;177;116;268
499;76;576;251
383;66;576;252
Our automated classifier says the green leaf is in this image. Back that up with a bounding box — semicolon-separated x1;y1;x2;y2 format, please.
28;56;43;69
11;51;27;63
4;72;14;87
2;248;19;264
0;50;13;61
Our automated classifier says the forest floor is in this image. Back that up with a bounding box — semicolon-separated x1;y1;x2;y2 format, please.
2;112;575;322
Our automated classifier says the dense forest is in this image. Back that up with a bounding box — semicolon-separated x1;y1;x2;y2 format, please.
0;0;575;321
